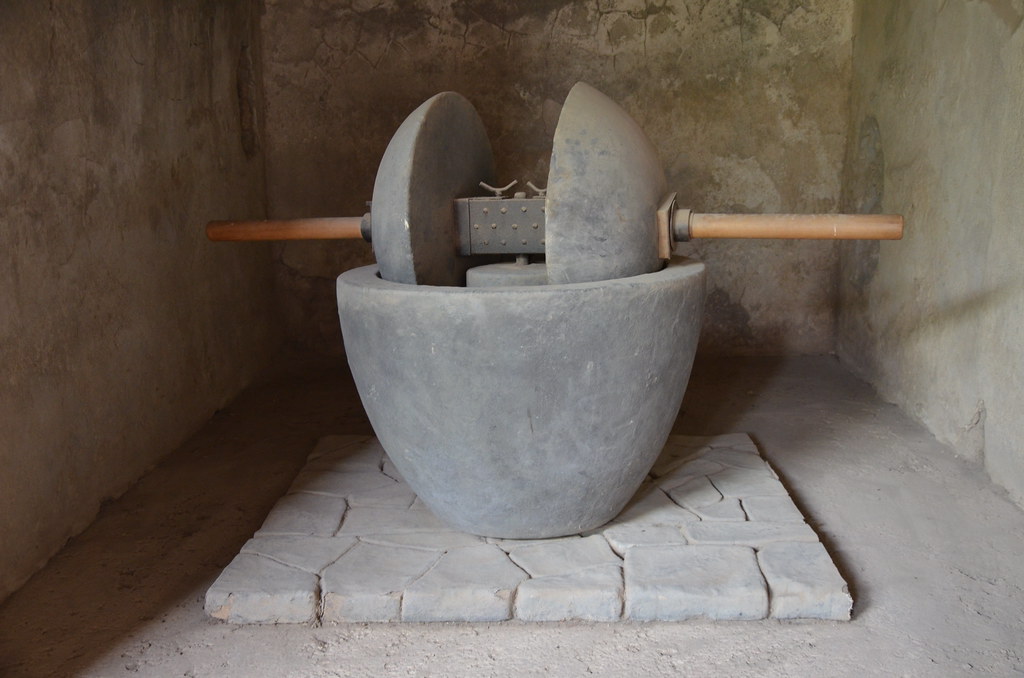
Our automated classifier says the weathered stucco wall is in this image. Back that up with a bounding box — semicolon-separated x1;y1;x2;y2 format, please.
0;2;280;601
840;1;1024;504
261;0;854;355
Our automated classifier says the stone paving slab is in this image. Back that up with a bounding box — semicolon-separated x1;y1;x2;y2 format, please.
254;492;347;537
507;535;620;577
603;525;688;555
516;564;624;622
241;535;357;574
625;545;768;621
321;542;441;622
757;541;854;620
402;544;528;622
205;554;319;624
205;434;852;624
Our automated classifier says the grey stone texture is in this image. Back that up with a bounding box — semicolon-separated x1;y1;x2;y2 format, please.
321;543;440;623
545;83;666;284
666;475;724;510
742;496;807;523
337;507;452;535
337;259;706;539
205;554;319;625
507;536;620;577
369;91;497;287
612;487;701;526
241;536;357;574
758;542;853;620
402;545;528;622
625;545;768;621
515;565;624;622
603;525;688;556
685;521;819;548
206;433;852;623
255;492;348;537
466;262;549;287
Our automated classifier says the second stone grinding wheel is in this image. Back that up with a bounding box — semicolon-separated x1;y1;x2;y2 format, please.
544;82;668;285
371;91;497;286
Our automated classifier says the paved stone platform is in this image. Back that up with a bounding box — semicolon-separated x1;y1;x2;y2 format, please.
205;434;851;624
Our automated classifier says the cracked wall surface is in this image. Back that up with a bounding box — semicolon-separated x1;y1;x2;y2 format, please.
0;1;281;602
260;0;854;355
839;0;1024;506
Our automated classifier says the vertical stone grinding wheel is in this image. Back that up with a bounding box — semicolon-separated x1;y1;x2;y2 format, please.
371;92;497;286
545;82;668;285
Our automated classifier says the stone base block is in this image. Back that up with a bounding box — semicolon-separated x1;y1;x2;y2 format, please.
205;434;852;623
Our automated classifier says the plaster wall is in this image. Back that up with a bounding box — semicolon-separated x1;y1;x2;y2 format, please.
0;2;280;602
261;0;854;355
839;1;1024;504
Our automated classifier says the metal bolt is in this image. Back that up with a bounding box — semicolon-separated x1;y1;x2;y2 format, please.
521;206;527;212
491;223;497;229
540;239;545;245
532;223;539;229
473;223;480;229
483;207;489;215
521;239;527;245
511;223;518;229
500;207;507;214
483;240;489;245
500;239;507;245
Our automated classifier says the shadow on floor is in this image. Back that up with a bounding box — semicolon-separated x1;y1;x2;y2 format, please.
675;354;786;436
0;353;367;677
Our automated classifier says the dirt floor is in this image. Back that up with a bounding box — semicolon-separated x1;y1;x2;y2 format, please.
1;355;1022;677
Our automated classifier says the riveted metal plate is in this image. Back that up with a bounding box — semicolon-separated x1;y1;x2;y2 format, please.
455;197;546;255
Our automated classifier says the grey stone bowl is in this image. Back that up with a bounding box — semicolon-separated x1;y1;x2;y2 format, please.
336;258;706;539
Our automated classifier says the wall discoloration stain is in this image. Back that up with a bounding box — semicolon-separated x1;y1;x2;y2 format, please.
701;287;757;351
840;115;884;292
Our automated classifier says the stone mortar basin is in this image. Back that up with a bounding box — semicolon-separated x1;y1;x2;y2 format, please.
336;258;706;539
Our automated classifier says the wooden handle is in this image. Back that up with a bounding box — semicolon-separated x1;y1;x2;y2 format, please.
206;217;365;241
207;211;903;245
686;213;904;240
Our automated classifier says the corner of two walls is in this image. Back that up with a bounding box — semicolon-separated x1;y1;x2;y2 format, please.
260;0;856;357
839;1;1024;506
0;1;281;603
